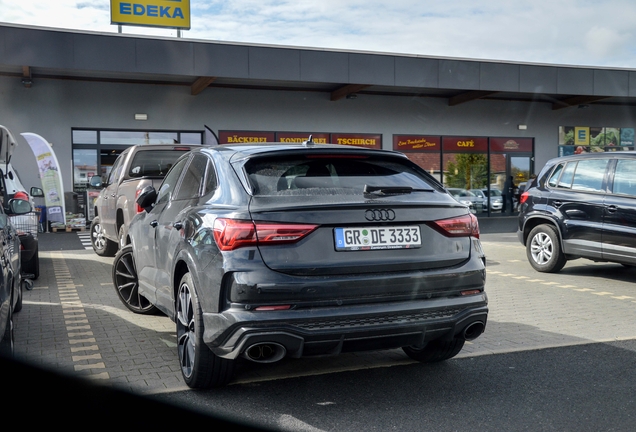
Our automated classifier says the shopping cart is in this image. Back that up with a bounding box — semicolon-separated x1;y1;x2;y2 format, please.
10;212;40;238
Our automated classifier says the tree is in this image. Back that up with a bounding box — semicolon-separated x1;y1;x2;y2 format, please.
444;154;488;189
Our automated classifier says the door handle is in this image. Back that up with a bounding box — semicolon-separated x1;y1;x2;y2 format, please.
553;200;563;208
606;205;618;213
173;221;183;230
149;220;158;228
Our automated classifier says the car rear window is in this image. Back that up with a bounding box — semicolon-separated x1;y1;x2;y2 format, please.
128;149;191;178
244;154;438;196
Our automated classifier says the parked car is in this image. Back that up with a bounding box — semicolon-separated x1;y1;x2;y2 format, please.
518;151;636;272
447;188;484;213
474;188;503;212
0;198;34;357
89;144;197;256
0;126;43;279
113;141;488;388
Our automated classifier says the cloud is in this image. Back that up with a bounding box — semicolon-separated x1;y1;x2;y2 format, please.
584;26;630;59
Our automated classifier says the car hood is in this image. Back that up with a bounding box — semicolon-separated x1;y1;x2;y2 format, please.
0;125;18;164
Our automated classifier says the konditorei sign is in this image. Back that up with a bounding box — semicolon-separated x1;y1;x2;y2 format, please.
111;0;191;29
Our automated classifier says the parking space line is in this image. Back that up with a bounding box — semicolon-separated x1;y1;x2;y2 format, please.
486;269;636;304
50;251;110;381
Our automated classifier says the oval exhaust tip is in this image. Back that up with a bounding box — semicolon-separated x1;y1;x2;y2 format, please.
243;342;287;363
463;322;485;341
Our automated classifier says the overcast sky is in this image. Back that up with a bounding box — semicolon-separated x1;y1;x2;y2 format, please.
2;0;636;68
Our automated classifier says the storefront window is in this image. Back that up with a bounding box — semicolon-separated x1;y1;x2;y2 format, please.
442;137;488;190
392;135;441;182
73;149;97;191
101;131;178;145
72;130;97;144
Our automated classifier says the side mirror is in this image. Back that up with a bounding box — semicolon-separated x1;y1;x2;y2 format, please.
89;176;103;189
9;199;32;215
136;185;157;212
30;187;44;198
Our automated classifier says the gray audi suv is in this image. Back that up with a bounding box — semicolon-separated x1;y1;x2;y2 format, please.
112;140;488;388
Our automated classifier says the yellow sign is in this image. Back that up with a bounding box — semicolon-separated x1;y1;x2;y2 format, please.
574;127;590;145
111;0;190;29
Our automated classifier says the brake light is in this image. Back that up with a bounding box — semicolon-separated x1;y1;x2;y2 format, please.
431;213;480;238
135;189;143;213
520;191;529;204
213;218;318;251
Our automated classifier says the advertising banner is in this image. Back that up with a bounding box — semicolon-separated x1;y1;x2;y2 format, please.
20;133;66;226
111;0;191;29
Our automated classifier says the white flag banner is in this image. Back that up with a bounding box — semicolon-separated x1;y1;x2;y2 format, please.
20;132;66;226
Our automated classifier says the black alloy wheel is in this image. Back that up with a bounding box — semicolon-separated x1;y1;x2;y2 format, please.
112;245;158;315
176;272;234;388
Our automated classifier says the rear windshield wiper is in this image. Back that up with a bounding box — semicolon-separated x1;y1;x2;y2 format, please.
363;185;434;195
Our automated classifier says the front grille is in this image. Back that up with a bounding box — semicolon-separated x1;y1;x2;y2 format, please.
295;308;462;331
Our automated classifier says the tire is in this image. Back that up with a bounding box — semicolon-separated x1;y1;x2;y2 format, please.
22;244;39;280
526;224;567;273
402;338;465;363
176;272;234;388
0;309;14;358
112;245;159;315
90;216;118;257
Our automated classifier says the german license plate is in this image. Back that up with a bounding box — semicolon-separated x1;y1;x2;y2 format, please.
334;226;421;251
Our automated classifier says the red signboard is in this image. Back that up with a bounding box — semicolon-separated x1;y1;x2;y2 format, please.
330;133;382;149
393;135;440;152
442;136;488;152
276;132;330;144
219;131;276;144
489;137;533;152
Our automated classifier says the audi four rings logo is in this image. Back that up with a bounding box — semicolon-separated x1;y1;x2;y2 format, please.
365;209;396;221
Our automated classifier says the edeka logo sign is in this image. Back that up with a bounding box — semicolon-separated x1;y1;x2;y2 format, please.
111;0;191;29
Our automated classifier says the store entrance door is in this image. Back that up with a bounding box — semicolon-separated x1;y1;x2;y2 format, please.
508;155;532;213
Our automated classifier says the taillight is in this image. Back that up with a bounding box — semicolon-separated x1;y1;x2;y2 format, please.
520;191;529;204
431;213;480;239
135;189;143;213
213;218;318;251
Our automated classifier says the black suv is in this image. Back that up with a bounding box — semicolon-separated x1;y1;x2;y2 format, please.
518;151;636;273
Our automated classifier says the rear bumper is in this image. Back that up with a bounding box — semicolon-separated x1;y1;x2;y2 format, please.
204;294;488;360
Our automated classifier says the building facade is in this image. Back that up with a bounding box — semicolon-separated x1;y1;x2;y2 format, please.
2;23;636;217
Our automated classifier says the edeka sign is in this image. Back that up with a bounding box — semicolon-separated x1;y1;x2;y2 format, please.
111;0;191;29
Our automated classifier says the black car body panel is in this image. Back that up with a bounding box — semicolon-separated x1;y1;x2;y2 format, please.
518;151;636;271
123;143;488;387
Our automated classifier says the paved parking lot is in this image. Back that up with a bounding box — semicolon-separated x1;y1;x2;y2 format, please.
13;229;636;394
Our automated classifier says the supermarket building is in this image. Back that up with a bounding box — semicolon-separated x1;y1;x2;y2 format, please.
1;22;636;217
